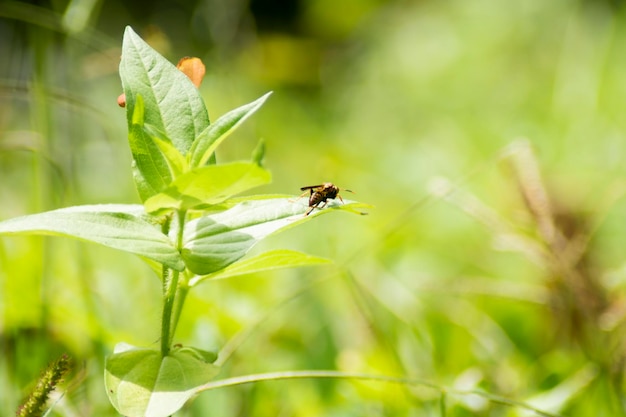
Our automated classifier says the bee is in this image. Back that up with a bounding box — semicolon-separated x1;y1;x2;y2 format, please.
298;183;352;216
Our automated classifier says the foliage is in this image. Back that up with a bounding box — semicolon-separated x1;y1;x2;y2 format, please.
2;0;626;416
0;27;366;416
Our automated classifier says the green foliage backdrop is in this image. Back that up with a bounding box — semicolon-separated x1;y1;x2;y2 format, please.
2;0;626;415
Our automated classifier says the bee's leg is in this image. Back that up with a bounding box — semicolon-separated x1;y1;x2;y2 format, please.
305;200;329;217
289;191;309;203
304;201;323;216
337;195;345;204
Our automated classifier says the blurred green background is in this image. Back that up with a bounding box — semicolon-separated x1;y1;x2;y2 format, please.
2;0;626;415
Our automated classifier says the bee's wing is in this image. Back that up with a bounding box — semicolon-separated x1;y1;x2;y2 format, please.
300;184;323;191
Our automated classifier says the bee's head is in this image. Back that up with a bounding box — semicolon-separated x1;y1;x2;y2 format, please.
323;183;340;198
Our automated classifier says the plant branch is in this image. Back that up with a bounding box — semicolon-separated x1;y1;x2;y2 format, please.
160;210;186;356
160;268;179;356
169;280;189;343
195;370;564;417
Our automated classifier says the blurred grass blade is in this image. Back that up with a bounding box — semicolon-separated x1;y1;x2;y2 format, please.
0;204;185;271
189;249;332;285
143;162;271;213
188;93;271;168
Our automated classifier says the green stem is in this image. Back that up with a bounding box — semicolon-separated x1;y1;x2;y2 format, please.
169;281;189;343
195;371;563;417
161;269;179;357
160;210;186;357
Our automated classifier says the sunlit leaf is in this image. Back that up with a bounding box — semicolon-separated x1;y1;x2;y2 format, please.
0;205;184;271
143;162;271;213
143;123;188;177
182;197;369;275
189;249;332;285
250;138;266;166
128;95;172;200
188;93;271;168
121;26;209;200
105;343;219;417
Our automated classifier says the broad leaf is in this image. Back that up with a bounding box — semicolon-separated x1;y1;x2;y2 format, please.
182;197;369;275
120;26;209;200
105;343;219;417
144;162;272;213
121;26;209;154
189;249;332;286
0;204;184;271
188;93;271;168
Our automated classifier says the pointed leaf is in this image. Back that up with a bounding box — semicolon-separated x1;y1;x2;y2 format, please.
129;95;172;200
189;249;332;286
143;122;188;177
144;162;271;213
121;26;209;155
105;343;219;417
250;138;266;166
189;93;271;168
0;205;184;271
121;27;209;200
182;197;369;275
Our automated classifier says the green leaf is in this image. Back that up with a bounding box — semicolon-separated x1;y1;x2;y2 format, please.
128;95;172;200
120;26;209;200
105;343;219;417
121;26;209;154
189;249;332;286
144;162;272;213
188;93;271;168
143;122;188;177
250;138;266;166
182;197;369;275
0;205;184;271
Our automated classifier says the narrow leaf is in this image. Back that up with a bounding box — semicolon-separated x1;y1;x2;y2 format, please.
144;162;271;213
182;197;369;275
0;205;184;271
129;95;172;200
143;123;188;177
250;138;266;166
105;343;219;417
189;92;271;168
189;249;332;286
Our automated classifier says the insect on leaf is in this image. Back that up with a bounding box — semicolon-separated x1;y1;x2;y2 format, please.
182;197;368;275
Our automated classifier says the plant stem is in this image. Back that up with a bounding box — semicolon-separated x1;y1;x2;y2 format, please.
161;268;179;357
169;281;189;344
160;210;186;357
195;371;563;417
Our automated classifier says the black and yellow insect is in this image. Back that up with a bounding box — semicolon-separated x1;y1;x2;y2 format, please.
298;183;352;216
